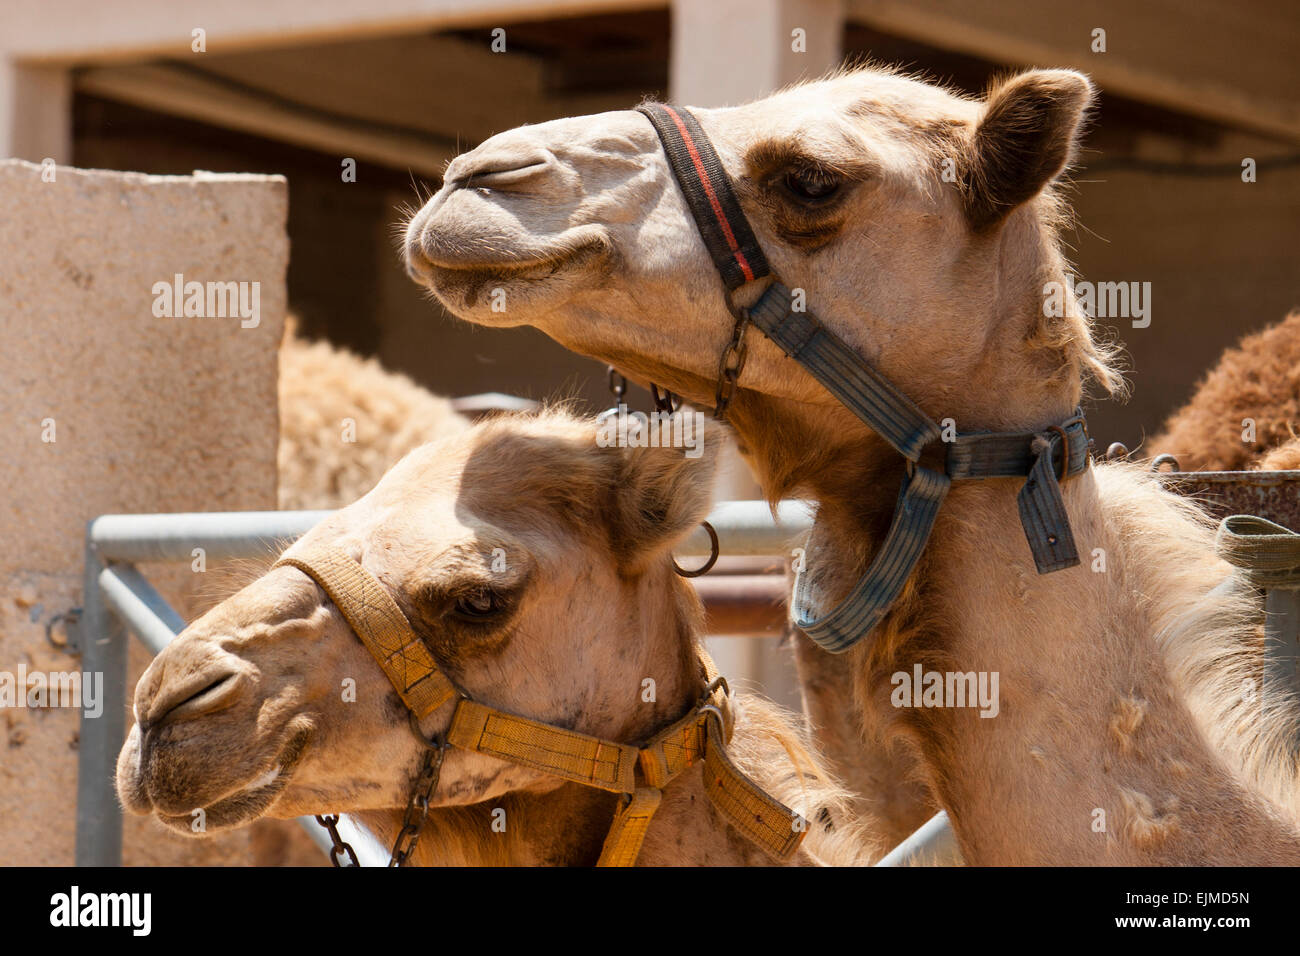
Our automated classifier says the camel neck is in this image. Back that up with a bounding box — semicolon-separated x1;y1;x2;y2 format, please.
811;470;1300;864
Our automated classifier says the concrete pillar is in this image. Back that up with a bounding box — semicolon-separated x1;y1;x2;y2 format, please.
0;160;296;864
670;0;844;106
0;60;72;163
670;0;844;709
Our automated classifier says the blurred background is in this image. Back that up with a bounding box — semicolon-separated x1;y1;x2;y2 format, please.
5;0;1297;445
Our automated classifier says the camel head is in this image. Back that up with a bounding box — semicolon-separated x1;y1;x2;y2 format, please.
117;410;719;836
405;67;1121;484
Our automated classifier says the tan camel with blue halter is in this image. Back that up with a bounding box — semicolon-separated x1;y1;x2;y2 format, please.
116;409;877;866
403;66;1300;863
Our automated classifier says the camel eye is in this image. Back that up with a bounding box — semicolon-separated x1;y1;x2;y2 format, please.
783;167;841;203
453;589;502;621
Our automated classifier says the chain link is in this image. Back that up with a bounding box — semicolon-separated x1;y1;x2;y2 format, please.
713;303;751;423
606;365;627;403
650;383;681;414
315;713;448;867
388;727;448;867
315;814;360;868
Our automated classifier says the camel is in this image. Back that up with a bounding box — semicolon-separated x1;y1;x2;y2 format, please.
278;319;469;510
1150;311;1300;472
116;409;877;866
1257;437;1300;471
403;66;1300;863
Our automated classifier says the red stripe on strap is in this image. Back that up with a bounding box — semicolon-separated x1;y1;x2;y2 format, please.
662;106;756;283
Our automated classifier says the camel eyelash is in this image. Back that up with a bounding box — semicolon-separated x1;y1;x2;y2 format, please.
423;577;529;630
449;586;510;623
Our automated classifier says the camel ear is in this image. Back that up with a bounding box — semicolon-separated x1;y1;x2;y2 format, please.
608;413;720;573
963;69;1094;230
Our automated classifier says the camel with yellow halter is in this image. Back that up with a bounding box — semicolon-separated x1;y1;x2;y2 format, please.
116;409;877;866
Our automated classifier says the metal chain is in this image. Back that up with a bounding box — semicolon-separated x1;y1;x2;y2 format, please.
714;301;751;423
650;383;681;414
315;814;360;868
389;716;449;867
314;714;448;868
609;364;681;416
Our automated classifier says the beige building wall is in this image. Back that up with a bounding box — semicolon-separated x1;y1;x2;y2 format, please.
0;160;317;865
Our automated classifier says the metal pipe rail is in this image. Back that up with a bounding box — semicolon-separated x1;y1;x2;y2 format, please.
874;812;963;867
75;501;838;867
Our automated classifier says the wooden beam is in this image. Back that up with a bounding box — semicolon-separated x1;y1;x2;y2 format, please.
5;0;665;65
846;0;1300;143
74;28;649;175
76;63;457;177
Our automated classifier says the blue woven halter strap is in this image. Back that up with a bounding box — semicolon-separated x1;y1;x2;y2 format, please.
637;103;1090;655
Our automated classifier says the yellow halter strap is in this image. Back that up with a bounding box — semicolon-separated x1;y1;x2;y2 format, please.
275;546;807;865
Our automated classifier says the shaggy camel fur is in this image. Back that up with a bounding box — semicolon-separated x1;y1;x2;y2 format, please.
278;321;469;510
1257;437;1300;471
1151;312;1300;472
116;411;876;866
404;66;1300;862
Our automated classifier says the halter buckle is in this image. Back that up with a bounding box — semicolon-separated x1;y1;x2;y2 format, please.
698;703;727;740
701;674;730;702
1045;424;1071;483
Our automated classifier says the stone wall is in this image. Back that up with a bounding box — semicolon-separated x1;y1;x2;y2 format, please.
0;159;317;865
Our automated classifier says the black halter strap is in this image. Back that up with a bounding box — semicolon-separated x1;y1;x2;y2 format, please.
637;103;770;290
636;103;1090;654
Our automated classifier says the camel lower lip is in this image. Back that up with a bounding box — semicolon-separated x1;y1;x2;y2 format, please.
158;772;285;831
416;240;603;278
155;730;309;832
423;258;565;284
412;239;610;310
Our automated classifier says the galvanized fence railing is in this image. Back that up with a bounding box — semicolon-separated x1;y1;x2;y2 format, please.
74;501;958;867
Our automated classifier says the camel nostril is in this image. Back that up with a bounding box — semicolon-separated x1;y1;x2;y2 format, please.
448;152;554;190
145;670;244;729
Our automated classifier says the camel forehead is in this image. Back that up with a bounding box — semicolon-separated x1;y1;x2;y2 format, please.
680;69;978;185
712;69;978;137
352;413;611;541
373;413;603;496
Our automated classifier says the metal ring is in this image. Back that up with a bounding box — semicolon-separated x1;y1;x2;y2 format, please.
724;277;774;323
673;520;720;578
45;610;76;652
724;288;749;324
699;703;727;741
